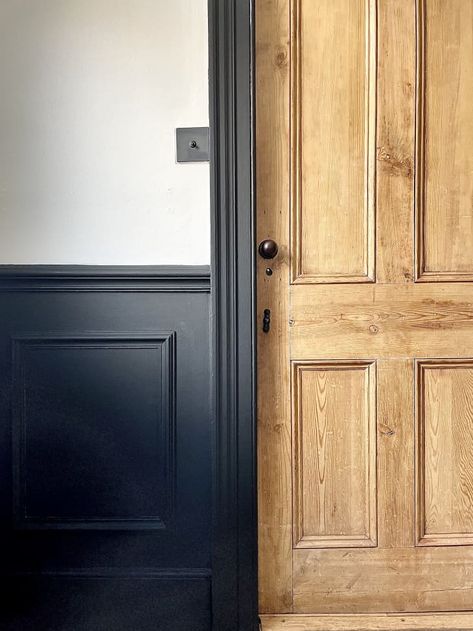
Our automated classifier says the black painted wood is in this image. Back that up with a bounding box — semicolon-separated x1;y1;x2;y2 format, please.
0;0;257;628
0;265;211;292
209;1;257;630
1;575;211;631
0;270;212;630
12;333;176;531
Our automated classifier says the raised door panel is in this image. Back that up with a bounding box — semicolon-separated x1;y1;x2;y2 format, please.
291;0;376;284
417;0;473;281
292;362;377;548
417;360;473;546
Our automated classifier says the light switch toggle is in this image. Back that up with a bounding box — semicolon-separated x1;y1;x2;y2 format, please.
176;127;210;162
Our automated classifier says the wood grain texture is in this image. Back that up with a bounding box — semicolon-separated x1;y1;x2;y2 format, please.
291;0;376;284
261;613;473;630
291;283;473;359
292;362;377;548
376;0;415;283
257;0;473;621
416;0;473;281
417;360;473;546
256;0;293;613
377;360;414;548
293;547;473;613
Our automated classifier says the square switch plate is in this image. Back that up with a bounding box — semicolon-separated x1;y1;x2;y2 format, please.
176;127;210;163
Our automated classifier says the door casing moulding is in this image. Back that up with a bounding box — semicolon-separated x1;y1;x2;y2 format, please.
208;0;258;629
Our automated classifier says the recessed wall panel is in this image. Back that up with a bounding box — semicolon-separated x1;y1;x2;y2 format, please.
12;334;176;530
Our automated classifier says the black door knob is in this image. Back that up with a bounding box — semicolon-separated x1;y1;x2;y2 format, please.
258;239;279;260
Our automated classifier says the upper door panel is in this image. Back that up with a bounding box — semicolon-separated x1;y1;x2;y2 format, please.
291;0;377;284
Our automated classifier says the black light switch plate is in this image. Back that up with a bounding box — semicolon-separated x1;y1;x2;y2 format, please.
176;127;210;162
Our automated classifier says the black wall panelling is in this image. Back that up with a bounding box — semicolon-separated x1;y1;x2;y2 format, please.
0;265;212;631
0;0;257;627
0;265;210;292
12;332;176;531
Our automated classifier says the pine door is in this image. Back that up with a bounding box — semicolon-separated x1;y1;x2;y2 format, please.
257;1;473;628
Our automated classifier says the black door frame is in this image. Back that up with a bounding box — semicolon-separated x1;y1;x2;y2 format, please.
208;1;258;630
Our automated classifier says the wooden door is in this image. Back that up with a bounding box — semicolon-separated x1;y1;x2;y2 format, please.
257;1;473;629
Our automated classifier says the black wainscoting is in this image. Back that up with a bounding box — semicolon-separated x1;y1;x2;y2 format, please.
0;266;212;631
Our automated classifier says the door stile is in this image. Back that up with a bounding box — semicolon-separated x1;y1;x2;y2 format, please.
256;0;293;614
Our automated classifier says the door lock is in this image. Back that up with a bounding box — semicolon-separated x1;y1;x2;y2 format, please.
262;309;271;333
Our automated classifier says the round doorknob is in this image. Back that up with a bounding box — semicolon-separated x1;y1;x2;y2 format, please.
258;239;279;260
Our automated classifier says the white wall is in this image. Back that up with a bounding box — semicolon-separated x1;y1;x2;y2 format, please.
0;0;210;265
